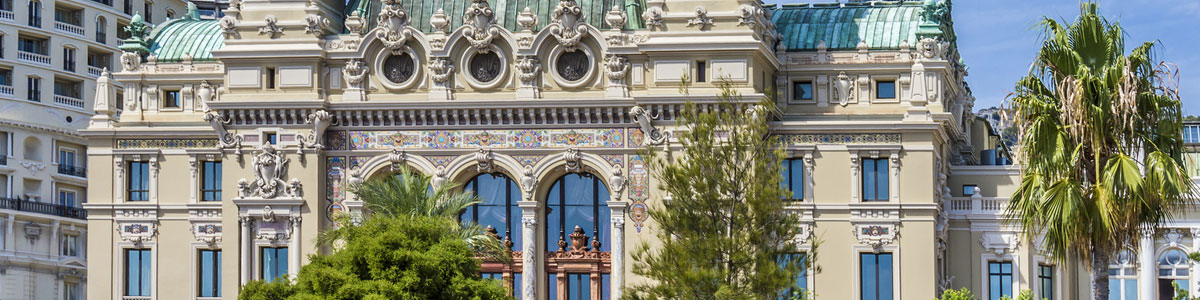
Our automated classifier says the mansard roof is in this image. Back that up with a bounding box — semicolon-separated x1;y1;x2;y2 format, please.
342;0;646;34
770;1;930;51
146;18;225;62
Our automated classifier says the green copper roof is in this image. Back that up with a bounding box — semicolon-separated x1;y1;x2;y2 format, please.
771;2;925;51
146;18;224;62
343;0;646;34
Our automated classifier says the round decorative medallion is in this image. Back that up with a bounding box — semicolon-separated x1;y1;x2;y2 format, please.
468;51;502;83
556;51;590;82
382;52;415;84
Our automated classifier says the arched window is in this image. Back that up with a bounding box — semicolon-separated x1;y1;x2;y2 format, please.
1108;249;1138;300
545;173;611;300
1159;248;1190;299
460;173;522;298
95;16;106;44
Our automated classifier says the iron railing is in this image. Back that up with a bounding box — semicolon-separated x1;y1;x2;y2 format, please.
58;164;86;177
0;197;86;219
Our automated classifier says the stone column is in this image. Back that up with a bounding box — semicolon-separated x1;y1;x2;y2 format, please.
518;201;538;300
889;153;900;202
240;216;252;285
608;201;628;300
2;214;11;250
289;216;301;279
849;153;860;202
51;220;60;257
1139;231;1155;300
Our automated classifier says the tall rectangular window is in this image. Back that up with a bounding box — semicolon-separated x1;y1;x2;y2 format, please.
122;0;130;14
125;249;152;296
143;1;151;22
265;67;276;89
62;48;75;72
261;247;288;282
59;149;75;167
1038;264;1054;300
0;69;10;86
778;252;808;298
695;61;706;83
876;80;896;99
60;234;78;256
162;89;180;108
860;252;893;300
28;0;41;27
792;81;813;101
861;158;889;201
201;161;222;201
988;261;1013;300
780;158;804;201
198;249;221;297
27;77;41;101
265;132;277;145
58;190;75;207
128;161;150;201
63;282;79;300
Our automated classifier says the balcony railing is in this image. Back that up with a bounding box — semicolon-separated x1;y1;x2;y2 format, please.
0;10;13;21
947;196;1009;217
55;21;85;36
0;85;12;97
18;51;52;65
0;197;86;219
57;164;86;177
53;94;85;109
87;65;105;77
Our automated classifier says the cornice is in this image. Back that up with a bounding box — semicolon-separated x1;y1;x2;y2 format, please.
0;119;84;140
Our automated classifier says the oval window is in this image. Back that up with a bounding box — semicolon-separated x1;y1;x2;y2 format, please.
383;52;415;84
556;51;590;82
469;52;502;83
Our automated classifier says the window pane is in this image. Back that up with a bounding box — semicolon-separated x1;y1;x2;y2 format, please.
963;185;977;196
876;159;889;200
548;274;558;300
1124;279;1137;300
877;81;896;99
140;250;152;296
793;82;813;100
126;249;140;296
513;273;522;299
878;253;892;300
861;253;877;300
789;159;804;200
863;159;876;200
779;160;790;198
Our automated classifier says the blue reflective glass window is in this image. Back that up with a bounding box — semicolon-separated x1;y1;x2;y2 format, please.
513;273;523;299
963;185;977;196
462;173;522;251
548;274;558;300
988;261;1013;300
199;250;221;297
201;161;222;201
781;159;804;200
125;249;152;296
1039;265;1053;300
862;158;889;201
876;81;896;99
861;253;892;300
793;81;813;100
546;174;611;252
777;253;808;299
261;247;288;282
128;161;150;201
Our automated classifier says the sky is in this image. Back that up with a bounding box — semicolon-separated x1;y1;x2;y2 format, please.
762;0;1200;114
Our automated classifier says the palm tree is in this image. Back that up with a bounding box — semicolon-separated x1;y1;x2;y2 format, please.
1006;2;1191;299
318;167;511;263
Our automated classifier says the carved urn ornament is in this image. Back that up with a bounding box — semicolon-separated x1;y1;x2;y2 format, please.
376;0;415;54
344;10;365;35
516;7;537;31
550;0;589;52
429;9;449;32
834;72;853;106
462;0;499;53
604;5;626;30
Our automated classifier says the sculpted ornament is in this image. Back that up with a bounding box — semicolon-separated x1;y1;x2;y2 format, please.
918;37;940;59
549;0;589;52
387;148;406;171
833;72;854;106
120;52;140;71
630;105;669;146
516;7;537;32
203;111;244;157
219;15;238;38
563;148;582;173
604;5;625;30
297;110;333;149
304;13;329;37
461;0;499;53
343;59;369;85
604;54;629;81
376;0;416;54
516;57;541;84
196;80;214;103
687;6;713;29
429;58;455;83
241;145;301;199
344;11;365;35
258;15;284;38
642;6;664;30
475;148;494;173
608;167;626;199
429;9;450;33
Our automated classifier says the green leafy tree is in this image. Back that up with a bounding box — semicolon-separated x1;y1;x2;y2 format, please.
238;215;511;299
1005;2;1191;300
626;80;808;299
318;168;509;262
935;288;1042;300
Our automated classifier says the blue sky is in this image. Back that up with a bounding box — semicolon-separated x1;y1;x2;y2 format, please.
763;0;1200;114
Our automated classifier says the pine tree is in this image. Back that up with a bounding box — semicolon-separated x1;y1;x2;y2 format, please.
627;80;810;299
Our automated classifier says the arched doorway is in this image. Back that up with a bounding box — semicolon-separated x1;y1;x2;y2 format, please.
460;173;522;298
544;173;611;300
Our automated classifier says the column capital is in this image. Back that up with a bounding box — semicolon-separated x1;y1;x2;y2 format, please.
521;216;537;227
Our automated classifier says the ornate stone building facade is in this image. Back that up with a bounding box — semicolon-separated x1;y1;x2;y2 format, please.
80;0;1200;300
0;0;183;297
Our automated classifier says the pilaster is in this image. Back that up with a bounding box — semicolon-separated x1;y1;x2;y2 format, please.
608;200;628;300
518;201;538;300
1139;231;1155;300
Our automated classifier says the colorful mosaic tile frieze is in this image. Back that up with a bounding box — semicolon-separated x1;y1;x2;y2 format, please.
780;133;902;145
338;129;628;150
628;155;649;233
326;157;346;222
116;139;219;149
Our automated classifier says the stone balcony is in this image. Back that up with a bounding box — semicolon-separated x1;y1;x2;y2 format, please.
946;195;1010;219
17;51;52;65
55;21;85;37
53;94;85;109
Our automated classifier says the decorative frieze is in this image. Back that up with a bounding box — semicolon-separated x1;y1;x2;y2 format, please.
333;128;628;151
116;139;219;149
238;145;302;199
780;133;902;145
